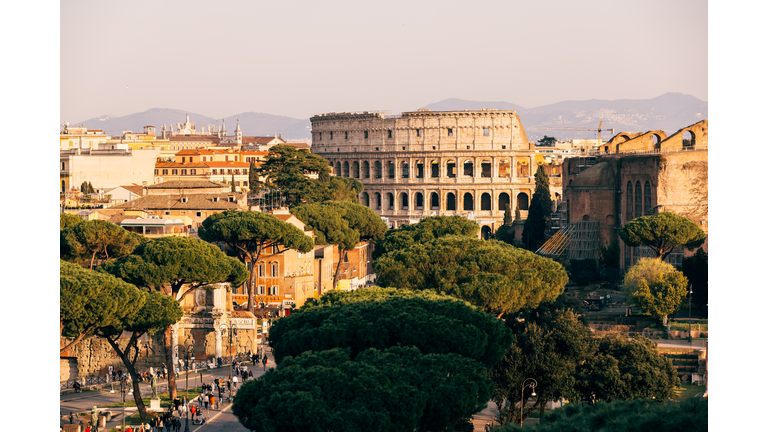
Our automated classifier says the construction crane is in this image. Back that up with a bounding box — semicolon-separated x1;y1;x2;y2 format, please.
539;121;615;148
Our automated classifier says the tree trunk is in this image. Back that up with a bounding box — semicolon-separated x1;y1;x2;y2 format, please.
164;326;178;401
105;335;150;421
332;248;349;290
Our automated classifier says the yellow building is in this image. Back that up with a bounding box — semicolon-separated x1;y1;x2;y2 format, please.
60;123;110;150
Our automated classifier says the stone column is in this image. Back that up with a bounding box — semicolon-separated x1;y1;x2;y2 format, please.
214;328;222;359
170;323;179;367
530;155;536;178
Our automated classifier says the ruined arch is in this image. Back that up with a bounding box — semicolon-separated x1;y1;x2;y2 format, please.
463;159;474;177
683;130;696;148
415;160;424;178
481;225;492;240
498;192;510;212
517;192;529;211
375;161;382;179
446;159;456;178
386;192;394;210
335;161;341;176
374;192;381;210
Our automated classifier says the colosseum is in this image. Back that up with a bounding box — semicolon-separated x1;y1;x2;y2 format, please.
310;109;537;236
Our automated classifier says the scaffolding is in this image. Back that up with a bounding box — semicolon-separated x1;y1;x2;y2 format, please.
536;221;601;261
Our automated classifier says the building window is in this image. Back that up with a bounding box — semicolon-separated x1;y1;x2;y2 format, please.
162;169;168;175
388;130;392;138
258;263;265;278
269;286;279;296
318;132;322;140
154;169;159;175
330;131;334;140
182;157;185;163
271;262;279;277
272;243;279;254
345;131;348;139
257;285;266;295
416;129;422;137
196;212;202;217
181;169;188;175
364;131;368;139
448;128;453;137
212;169;218;175
61;162;65;171
172;169;178;175
483;128;490;136
190;169;196;175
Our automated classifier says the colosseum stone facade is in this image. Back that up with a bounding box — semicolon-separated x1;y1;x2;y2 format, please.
310;109;537;236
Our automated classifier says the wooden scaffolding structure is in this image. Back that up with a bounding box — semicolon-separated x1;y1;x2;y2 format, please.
536;221;601;261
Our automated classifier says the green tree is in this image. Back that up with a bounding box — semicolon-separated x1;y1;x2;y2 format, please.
60;213;83;230
231;173;236;192
248;160;261;194
198;210;314;310
98;236;248;399
618;212;706;260
490;304;595;425
575;334;680;403
492;398;707;432
494;204;516;245
268;288;512;367
60;219;145;269
60;260;145;353
681;248;707;314
326;176;365;203
293;201;387;289
257;145;332;207
537;135;558;147
233;346;495;432
372;215;479;260
375;236;567;317
522;165;552;251
95;290;183;420
622;258;688;325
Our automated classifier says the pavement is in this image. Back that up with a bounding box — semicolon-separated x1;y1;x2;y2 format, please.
60;351;275;431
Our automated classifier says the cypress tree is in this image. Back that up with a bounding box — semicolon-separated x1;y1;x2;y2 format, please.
231;173;236;192
522;165;552;251
248;161;260;194
495;204;515;245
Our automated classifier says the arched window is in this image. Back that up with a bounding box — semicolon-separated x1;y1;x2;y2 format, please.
416;161;424;178
446;193;456;211
634;181;642;219
431;160;440;178
374;192;381;210
626;181;633;221
652;134;661;150
386;193;394;210
481;226;492;240
498;193;510;212
388;161;395;179
361;192;370;207
480;193;491;210
463;193;474;211
362;161;370;178
270;262;279;278
352;161;360;178
517;193;529;211
480;159;492;178
499;159;511;178
683;130;696;148
375;161;382;179
430;192;440;210
400;192;409;210
401;161;409;178
335;162;342;176
644;181;652;215
463;160;474;177
415;193;424;210
61;180;66;193
446;160;456;178
343;161;349;177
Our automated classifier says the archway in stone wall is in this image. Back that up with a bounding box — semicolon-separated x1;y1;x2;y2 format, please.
481;225;492;240
401;161;409;178
634;182;642;218
400;192;409;210
463;193;474;211
626;181;633;220
499;159;511;178
446;193;456;211
498;193;510;212
374;192;381;210
386;193;394;210
415;192;424;210
430;192;440;210
361;192;369;207
652;134;661;150
388;161;395;179
463;160;474;177
352;161;359;178
481;159;492;178
644;181;652;215
335;161;341;176
517;193;529;210
343;161;349;177
446;159;456;178
375;161;382;179
683;130;696;148
416;160;424;178
431;160;440;178
480;193;491;211
362;161;370;178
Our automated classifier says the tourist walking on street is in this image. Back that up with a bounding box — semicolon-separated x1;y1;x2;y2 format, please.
262;355;268;370
233;374;238;388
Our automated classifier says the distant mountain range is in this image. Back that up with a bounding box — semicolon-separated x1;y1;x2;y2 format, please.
71;93;707;142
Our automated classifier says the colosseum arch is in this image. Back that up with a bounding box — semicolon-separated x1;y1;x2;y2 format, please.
480;159;492;178
517;192;529;210
498;159;511;178
414;192;424;210
463;192;474;211
498;192;510;212
400;192;409;210
430;160;440;178
387;161;395;179
634;181;642;218
463;159;474;177
446;192;457;211
375;161;382;179
430;192;440;210
352;161;360;178
401;161;409;178
373;192;381;210
415;160;424;178
360;192;370;207
651;134;662;150
446;159;456;178
343;161;350;177
335;161;342;176
481;225;492;240
386;192;394;210
480;193;491;211
362;161;370;178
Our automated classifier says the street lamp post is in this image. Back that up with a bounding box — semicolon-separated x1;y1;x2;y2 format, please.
220;322;238;402
120;376;127;431
520;378;537;427
688;285;693;343
184;343;194;432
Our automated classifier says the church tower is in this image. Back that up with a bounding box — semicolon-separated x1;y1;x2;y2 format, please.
235;119;242;144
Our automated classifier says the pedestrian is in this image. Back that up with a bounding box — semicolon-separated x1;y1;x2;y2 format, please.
232;374;238;388
181;403;187;417
227;378;231;392
69;412;75;424
203;395;209;410
262;355;267;370
126;427;133;432
145;421;151;432
248;370;253;379
217;357;222;368
210;394;216;410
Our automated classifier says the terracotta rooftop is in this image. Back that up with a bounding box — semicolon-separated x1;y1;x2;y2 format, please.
146;180;228;189
112;192;246;211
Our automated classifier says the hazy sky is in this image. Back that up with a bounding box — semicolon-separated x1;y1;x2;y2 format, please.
61;0;707;123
